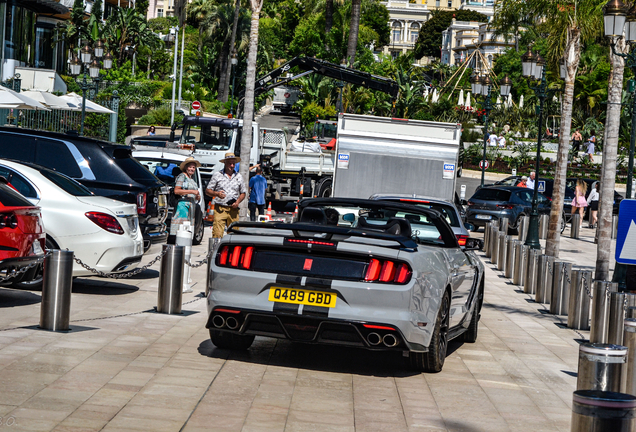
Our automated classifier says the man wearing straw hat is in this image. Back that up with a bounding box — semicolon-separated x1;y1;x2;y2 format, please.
206;152;246;238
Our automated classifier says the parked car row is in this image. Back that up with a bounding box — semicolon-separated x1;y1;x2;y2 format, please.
0;128;205;288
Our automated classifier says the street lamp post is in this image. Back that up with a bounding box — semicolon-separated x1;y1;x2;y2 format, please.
230;48;238;117
69;40;111;136
520;48;565;249
472;73;512;188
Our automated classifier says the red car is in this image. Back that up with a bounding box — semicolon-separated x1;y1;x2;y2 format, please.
0;179;45;287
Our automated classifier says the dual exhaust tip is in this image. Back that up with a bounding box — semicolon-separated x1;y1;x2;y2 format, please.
212;314;239;330
367;332;399;347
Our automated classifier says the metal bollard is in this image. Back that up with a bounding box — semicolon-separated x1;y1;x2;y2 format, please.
609;291;627;346
157;244;185;315
487;223;496;258
568;270;593;330
518;215;529;242
571;214;581;239
539;214;549;239
512;241;524;285
505;238;518;278
484;222;491;256
524;248;540;295
550;260;572;316
576;343;628;392
536;255;555;304
571;390;636;431
626;293;636;319
613;215;619;240
39;250;74;331
497;234;509;271
624;319;636;396
590;281;619;344
205;237;220;297
518;244;529;287
491;229;500;265
500;217;509;235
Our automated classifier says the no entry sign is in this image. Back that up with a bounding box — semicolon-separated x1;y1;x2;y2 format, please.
192;101;201;110
479;160;490;169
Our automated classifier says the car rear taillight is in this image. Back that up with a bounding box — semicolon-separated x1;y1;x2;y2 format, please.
497;204;514;209
0;212;18;229
137;192;147;215
467;201;474;206
85;212;124;235
456;234;469;246
365;259;412;284
217;245;255;270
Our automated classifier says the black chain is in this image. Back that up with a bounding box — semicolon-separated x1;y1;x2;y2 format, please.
72;247;169;279
186;249;215;268
582;274;592;299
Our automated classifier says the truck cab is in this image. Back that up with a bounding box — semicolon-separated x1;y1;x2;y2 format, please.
174;116;259;182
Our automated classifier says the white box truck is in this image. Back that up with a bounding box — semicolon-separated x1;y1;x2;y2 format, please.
332;113;461;201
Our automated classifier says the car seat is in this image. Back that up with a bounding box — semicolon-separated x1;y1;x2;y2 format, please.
299;207;327;225
357;217;411;238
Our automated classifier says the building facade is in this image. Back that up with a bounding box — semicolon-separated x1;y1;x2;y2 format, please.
441;20;516;66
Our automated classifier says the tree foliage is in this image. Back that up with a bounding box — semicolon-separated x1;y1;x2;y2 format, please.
413;9;488;59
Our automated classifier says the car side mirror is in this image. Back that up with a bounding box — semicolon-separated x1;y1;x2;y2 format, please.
342;213;355;222
464;222;475;232
464;237;483;251
460;199;468;206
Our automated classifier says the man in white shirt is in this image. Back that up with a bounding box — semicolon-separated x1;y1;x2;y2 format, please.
498;135;506;148
526;171;536;189
489;133;498;147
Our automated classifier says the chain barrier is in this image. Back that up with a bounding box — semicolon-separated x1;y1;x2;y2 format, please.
0;251;51;284
564;269;571;285
72;247;168;279
582;274;592;299
548;260;553;276
186;248;215;268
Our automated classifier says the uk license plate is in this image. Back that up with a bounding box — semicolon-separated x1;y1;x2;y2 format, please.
476;214;492;220
268;287;337;308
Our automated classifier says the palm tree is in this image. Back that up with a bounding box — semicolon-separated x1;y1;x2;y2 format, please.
346;0;361;66
221;0;242;103
495;0;605;258
597;36;628;281
238;0;264;219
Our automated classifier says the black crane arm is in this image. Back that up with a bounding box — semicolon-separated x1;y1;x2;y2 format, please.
254;57;399;98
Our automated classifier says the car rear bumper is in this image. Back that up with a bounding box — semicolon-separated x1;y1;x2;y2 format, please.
206;307;426;352
0;254;45;285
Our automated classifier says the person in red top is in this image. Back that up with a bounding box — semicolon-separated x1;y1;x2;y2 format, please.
518;176;528;188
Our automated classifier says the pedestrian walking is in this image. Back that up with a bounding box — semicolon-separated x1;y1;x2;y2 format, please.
571;179;588;229
587;182;600;228
206;153;246;238
586;130;596;162
169;157;201;243
248;166;267;221
571;129;583;153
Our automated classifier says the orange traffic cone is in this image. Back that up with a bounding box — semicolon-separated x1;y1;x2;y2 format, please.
293;203;298;222
266;202;272;221
205;201;214;221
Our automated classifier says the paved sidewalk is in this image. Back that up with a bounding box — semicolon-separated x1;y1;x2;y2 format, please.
0;226;609;431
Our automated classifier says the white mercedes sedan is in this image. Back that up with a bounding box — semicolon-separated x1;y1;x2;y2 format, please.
0;160;144;287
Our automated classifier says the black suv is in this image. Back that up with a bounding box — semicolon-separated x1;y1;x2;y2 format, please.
0;127;168;250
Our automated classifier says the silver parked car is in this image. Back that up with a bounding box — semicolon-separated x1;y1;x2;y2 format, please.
206;198;485;373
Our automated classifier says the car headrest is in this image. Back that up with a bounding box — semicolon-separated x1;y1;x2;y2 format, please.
357;217;411;238
299;207;327;225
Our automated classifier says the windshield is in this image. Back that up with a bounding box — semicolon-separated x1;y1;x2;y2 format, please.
40;170;93;196
472;189;512;202
180;124;236;151
314;122;337;139
301;204;452;247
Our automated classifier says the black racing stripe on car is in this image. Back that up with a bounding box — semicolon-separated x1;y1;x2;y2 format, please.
302;305;329;318
273;302;300;314
304;278;332;288
276;275;302;285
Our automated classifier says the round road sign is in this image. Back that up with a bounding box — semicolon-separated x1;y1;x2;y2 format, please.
192;100;201;110
479;160;490;169
284;92;291;98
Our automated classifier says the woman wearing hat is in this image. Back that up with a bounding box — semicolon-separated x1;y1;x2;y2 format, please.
170;157;201;242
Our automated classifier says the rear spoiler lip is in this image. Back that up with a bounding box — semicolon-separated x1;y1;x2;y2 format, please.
227;222;418;250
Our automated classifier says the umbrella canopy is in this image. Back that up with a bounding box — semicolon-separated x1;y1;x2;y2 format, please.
496;95;501;105
432;88;439;103
0;87;49;110
519;95;524;108
506;93;513;108
458;89;464;106
21;90;79;111
58;93;115;114
465;92;471;109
